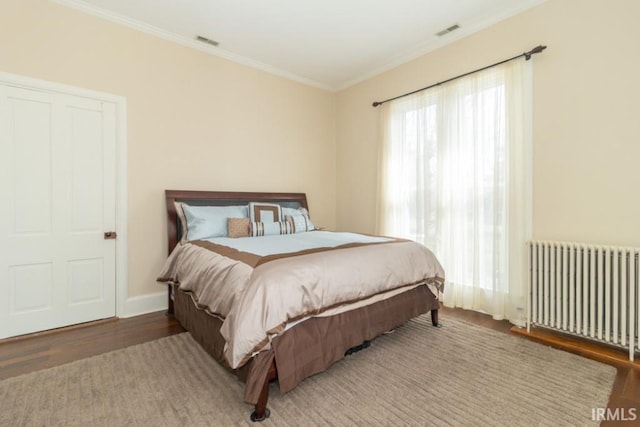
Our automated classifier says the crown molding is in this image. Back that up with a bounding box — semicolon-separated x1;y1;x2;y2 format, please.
51;0;546;93
50;0;334;91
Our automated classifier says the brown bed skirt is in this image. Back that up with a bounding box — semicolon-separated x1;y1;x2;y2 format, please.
171;284;440;404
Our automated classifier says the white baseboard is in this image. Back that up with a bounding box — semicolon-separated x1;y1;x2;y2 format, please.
121;291;167;318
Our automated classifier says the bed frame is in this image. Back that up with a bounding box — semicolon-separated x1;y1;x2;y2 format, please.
163;190;440;422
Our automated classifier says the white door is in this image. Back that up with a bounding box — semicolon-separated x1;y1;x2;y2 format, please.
0;84;117;339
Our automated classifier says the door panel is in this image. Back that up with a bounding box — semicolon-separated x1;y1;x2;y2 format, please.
67;258;103;305
70;107;104;232
9;262;53;313
9;90;53;236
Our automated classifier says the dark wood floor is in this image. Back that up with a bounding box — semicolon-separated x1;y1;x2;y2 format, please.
0;312;185;380
0;307;638;426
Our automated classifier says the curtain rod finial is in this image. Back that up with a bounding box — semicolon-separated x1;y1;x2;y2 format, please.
532;45;547;54
525;45;547;60
372;101;381;107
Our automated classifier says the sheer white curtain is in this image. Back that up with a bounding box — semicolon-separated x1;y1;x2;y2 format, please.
376;60;532;325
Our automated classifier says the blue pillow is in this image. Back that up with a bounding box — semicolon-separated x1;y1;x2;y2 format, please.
182;205;248;240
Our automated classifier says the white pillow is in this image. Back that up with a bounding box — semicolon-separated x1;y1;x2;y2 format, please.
283;207;315;233
248;202;282;223
181;204;248;240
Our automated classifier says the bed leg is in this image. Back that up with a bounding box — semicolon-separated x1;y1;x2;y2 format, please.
250;360;276;422
166;286;174;316
431;309;441;327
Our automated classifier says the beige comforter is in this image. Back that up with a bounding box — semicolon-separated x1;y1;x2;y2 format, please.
158;233;444;369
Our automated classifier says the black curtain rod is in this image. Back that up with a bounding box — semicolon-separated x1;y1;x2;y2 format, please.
372;45;547;107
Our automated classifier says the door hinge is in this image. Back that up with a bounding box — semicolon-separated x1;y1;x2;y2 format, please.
104;231;118;240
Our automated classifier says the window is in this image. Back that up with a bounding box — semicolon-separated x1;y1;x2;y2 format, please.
377;60;531;325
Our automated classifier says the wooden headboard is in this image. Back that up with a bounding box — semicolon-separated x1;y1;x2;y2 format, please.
165;190;309;254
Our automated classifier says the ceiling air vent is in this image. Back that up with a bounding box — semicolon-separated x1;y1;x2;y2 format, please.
195;35;219;47
436;24;460;37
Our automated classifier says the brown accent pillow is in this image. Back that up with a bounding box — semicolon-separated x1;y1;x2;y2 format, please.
227;217;250;238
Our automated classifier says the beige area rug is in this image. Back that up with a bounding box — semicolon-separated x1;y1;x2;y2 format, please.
0;316;615;426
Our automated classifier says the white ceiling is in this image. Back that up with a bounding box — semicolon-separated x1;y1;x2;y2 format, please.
54;0;546;90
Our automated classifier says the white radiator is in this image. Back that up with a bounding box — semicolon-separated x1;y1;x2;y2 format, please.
527;241;640;361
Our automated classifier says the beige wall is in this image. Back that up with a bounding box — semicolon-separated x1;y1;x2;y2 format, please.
3;0;640;304
336;0;640;247
0;0;336;298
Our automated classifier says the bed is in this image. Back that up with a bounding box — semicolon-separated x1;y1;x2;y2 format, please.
158;190;445;421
